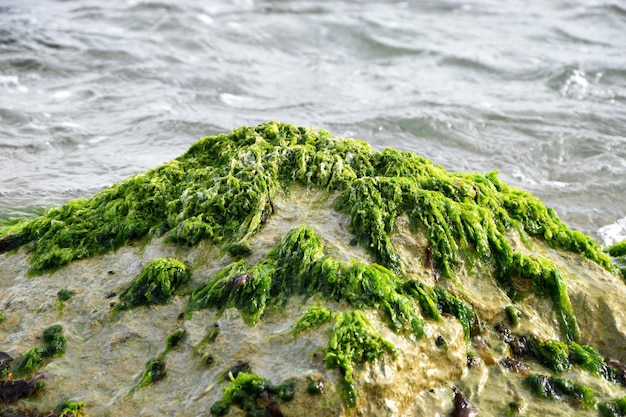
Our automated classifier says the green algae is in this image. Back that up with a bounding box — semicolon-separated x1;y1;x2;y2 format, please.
325;310;396;407
42;324;66;358
56;399;87;417
193;323;220;355
532;339;571;373
56;289;74;316
0;122;611;284
14;325;66;377
607;241;626;257
291;304;334;337
187;225;485;407
599;397;626;417
187;226;427;339
128;358;166;396
401;281;442;322
510;334;604;376
164;328;187;354
432;285;475;341
226;241;252;258
209;371;294;417
568;342;605;374
306;376;325;395
506;253;579;342
505;305;519;328
607;240;626;280
0;121;617;412
115;258;190;311
129;327;188;396
524;373;595;408
14;347;43;377
56;289;74;302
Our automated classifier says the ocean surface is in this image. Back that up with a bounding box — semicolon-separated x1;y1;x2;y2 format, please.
0;0;624;244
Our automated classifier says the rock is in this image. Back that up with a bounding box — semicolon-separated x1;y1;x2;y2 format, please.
0;121;625;416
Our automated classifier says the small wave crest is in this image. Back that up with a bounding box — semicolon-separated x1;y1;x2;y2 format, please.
598;217;626;247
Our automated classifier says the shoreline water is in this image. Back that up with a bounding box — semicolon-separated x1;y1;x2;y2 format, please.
0;0;624;243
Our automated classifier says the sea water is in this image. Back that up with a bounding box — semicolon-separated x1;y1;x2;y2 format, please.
0;0;624;243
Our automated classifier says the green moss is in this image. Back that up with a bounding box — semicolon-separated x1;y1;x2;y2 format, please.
599;396;626;417
324;310;396;407
56;400;87;417
524;373;595;407
116;258;190;310
292;304;335;337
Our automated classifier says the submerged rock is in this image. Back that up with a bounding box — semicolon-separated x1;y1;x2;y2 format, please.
0;121;625;416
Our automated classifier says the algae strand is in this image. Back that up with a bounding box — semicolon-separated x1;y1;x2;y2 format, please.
116;258;190;311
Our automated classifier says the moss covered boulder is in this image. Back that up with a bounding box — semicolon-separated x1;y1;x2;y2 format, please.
1;121;625;416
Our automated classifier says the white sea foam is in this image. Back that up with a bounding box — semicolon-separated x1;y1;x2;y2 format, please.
598;216;626;247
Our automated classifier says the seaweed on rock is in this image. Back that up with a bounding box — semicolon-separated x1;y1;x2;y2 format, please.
1;121;617;413
291;304;335;337
188;227;450;407
115;258;190;311
187;226;428;339
502;330;612;385
0;122;611;285
607;240;626;279
14;325;66;377
523;373;595;408
55;399;86;417
128;358;166;396
324;310;396;407
599;396;626;417
210;371;294;417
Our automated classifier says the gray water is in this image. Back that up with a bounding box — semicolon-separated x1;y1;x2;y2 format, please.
0;0;624;243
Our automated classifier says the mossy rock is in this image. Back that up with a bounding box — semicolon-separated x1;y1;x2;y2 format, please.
1;121;625;416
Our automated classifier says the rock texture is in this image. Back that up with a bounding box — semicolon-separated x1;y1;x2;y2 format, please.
1;121;625;417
